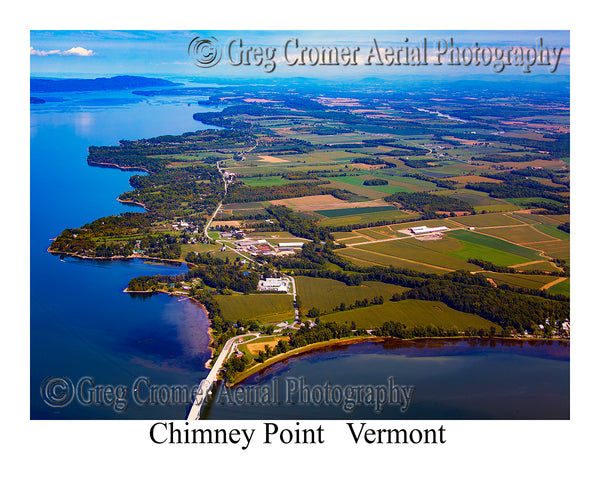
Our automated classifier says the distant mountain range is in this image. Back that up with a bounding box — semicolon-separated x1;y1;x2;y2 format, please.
30;75;181;93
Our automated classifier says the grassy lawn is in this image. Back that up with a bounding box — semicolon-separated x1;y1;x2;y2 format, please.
295;276;410;313
324;299;498;331
216;294;295;324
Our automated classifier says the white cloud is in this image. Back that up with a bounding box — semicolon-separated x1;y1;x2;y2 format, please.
30;46;95;57
63;46;95;56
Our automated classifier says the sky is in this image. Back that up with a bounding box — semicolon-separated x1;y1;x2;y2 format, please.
30;30;570;80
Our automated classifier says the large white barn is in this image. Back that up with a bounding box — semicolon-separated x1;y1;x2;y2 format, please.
257;277;290;292
409;226;449;235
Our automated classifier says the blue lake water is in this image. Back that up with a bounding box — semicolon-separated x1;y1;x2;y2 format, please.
205;338;569;420
30;88;218;419
30;84;569;420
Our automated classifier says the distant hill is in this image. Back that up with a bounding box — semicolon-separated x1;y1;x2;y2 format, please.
31;75;181;93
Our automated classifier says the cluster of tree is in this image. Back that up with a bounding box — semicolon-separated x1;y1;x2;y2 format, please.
385;191;474;214
286;321;355;349
400;172;458;190
469;153;550;163
122;164;223;217
266;206;334;243
224;182;342;204
351;158;395;168
525;201;570;215
308;295;385;317
510;166;569;186
188;264;260;294
193;104;274;130
184;252;229;266
375;321;461;339
404;278;569;332
222;353;253;383
255;339;291;363
50;213;182;260
557;222;570;233
281;172;320;181
363;178;389;186
127;275;160;291
374;321;521;339
465;172;568;202
402;158;438;169
89;129;255;172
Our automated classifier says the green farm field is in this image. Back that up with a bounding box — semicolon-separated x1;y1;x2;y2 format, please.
533;224;571;241
435;188;514;208
314;205;397;218
525;240;570;261
483;272;557;290
316;209;415;227
477;225;557;244
548;278;570;296
216;294;295;324
451;212;525;227
516;261;562;273
341;238;473;271
295;276;410;313
338;248;450;273
446;230;543;265
240;176;291;187
473;204;522;213
324;299;498;331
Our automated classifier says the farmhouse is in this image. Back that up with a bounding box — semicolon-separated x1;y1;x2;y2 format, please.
409;226;449;235
258;277;290;292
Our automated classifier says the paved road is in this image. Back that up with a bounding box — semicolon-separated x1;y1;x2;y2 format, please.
186;332;259;420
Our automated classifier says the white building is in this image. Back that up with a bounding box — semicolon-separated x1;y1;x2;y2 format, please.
257;277;289;292
278;242;304;248
409;226;449;235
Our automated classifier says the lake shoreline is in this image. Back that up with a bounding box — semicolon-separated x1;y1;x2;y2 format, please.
121;286;216;368
228;334;569;386
47;247;195;267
